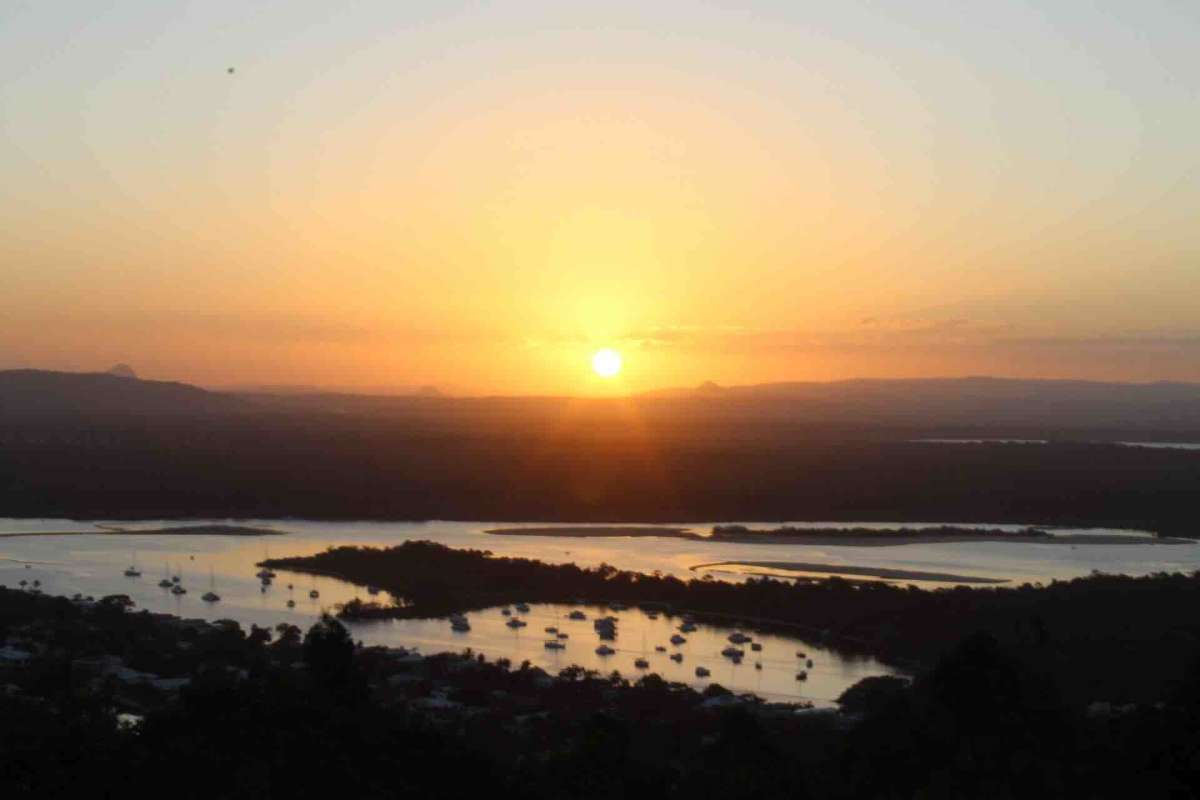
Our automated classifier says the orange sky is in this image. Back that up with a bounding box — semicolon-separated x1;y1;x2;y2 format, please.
3;2;1199;394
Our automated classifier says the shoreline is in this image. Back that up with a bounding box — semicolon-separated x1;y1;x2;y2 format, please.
710;532;1183;547
485;526;1182;547
0;524;286;538
692;561;1010;585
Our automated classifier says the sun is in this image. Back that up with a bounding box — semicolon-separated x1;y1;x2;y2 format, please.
591;348;622;378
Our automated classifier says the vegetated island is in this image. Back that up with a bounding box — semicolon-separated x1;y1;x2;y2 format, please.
691;561;1010;585
261;540;1200;705
708;524;1179;546
486;524;1178;546
0;524;285;539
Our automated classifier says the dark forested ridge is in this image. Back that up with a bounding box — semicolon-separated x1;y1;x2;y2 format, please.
1;370;1199;530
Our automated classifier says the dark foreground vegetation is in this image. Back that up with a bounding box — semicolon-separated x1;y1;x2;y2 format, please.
268;541;1200;705
3;371;1200;533
5;582;1200;797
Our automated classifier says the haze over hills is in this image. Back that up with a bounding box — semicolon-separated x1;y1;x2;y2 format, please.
227;383;443;398
0;369;242;416
106;363;138;379
639;376;1200;430
7;369;1200;431
5;369;1200;431
2;368;1199;526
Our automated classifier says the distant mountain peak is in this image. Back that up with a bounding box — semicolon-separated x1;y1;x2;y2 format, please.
107;364;138;379
696;380;724;394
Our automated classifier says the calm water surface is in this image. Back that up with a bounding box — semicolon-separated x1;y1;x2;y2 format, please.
4;517;1198;702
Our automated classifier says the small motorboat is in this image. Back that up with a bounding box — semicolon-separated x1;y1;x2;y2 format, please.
796;670;808;681
720;646;744;659
170;585;186;596
286;599;296;608
501;607;512;616
514;602;530;613
806;659;814;668
679;622;698;633
634;658;649;669
695;666;710;678
595;645;615;656
544;640;566;650
670;634;687;645
669;653;683;663
754;661;763;670
728;632;752;644
506;618;527;629
544;626;558;634
795;651;806;659
556;632;569;639
158;579;173;588
123;566;141;578
450;614;470;632
568;610;586;621
309;589;319;599
750;643;763;652
654;645;667;652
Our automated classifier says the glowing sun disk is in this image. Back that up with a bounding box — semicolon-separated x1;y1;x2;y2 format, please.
591;348;622;378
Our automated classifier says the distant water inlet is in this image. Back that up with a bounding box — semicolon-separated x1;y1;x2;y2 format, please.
912;438;1200;451
1115;441;1200;451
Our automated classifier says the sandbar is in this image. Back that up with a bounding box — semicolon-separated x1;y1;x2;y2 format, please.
485;526;696;539
693;560;1010;585
0;524;285;538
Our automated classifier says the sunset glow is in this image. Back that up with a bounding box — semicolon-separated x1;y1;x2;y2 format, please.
3;2;1199;394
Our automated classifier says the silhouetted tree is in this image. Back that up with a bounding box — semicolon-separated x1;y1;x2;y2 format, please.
302;614;361;700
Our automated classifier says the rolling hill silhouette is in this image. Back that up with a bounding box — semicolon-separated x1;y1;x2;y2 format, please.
0;369;242;416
